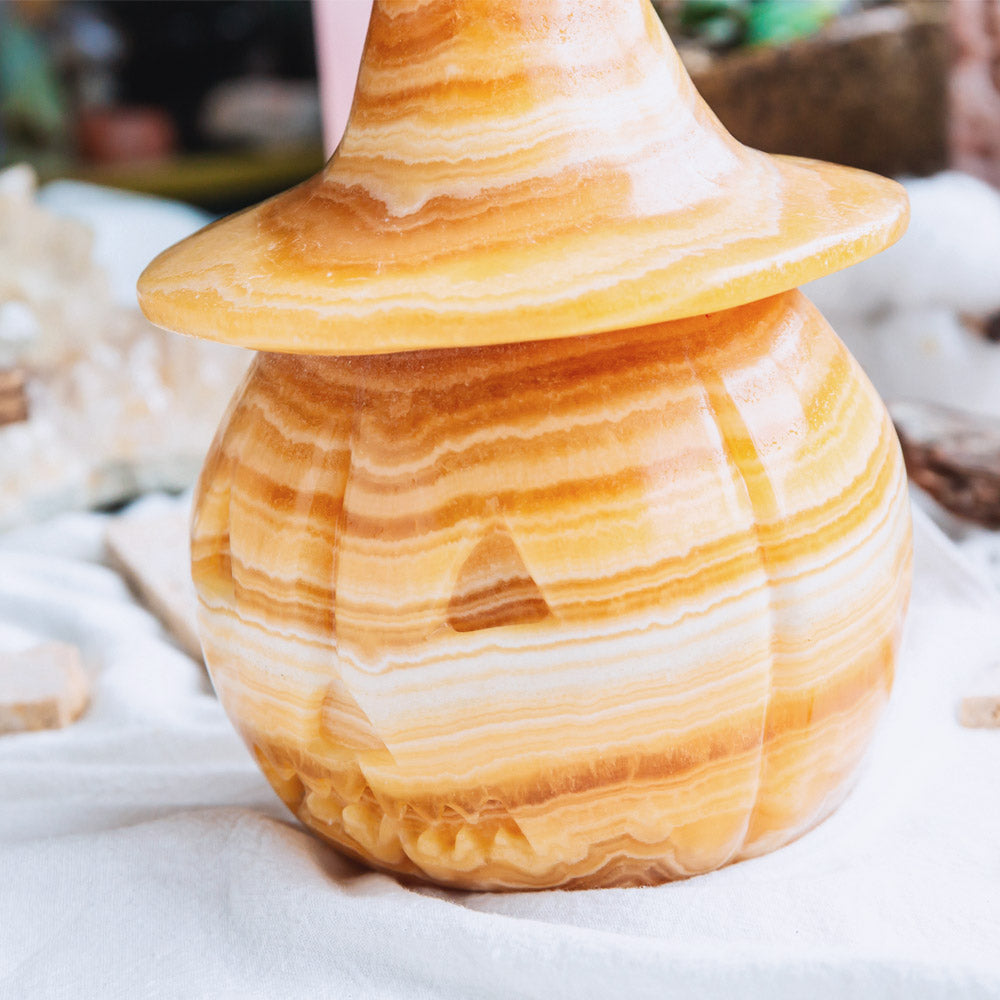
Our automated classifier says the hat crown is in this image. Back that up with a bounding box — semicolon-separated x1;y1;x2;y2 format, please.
328;0;736;219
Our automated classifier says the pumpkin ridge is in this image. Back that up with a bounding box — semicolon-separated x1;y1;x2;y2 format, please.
683;352;777;864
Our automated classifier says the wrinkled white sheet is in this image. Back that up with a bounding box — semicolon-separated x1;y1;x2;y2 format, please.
1;497;998;999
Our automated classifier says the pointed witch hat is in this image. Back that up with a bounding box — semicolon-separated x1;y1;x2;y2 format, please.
138;0;908;355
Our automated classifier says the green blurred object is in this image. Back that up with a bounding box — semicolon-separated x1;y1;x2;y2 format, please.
679;0;750;22
679;0;750;49
744;0;846;46
0;8;68;154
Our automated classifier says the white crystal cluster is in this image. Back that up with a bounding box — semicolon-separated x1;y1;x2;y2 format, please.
0;165;249;528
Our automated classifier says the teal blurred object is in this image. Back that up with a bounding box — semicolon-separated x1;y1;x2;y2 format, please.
0;7;68;155
745;0;846;45
677;0;850;50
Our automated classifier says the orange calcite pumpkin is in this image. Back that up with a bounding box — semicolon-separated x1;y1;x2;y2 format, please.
138;0;912;890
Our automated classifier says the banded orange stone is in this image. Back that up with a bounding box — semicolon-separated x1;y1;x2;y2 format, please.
139;0;912;889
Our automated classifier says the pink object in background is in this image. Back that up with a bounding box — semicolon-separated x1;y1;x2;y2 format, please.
950;0;1000;190
312;0;374;155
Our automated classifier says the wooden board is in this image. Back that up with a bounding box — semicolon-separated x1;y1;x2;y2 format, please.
105;506;202;663
688;5;949;179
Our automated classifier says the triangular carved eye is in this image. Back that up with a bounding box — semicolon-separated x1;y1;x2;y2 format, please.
447;530;551;633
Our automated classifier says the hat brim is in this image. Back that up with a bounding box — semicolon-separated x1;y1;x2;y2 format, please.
139;148;906;356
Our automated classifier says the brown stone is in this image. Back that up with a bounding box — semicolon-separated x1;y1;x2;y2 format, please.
0;368;28;427
892;400;1000;529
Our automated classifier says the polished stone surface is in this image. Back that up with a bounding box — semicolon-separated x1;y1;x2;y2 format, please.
191;291;911;889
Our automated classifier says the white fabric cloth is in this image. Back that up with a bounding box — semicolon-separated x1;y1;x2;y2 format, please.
1;497;998;999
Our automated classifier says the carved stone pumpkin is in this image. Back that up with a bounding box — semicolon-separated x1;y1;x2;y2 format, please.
138;0;912;889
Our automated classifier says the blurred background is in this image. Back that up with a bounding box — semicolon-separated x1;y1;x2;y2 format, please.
1;0;1000;588
0;0;321;213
